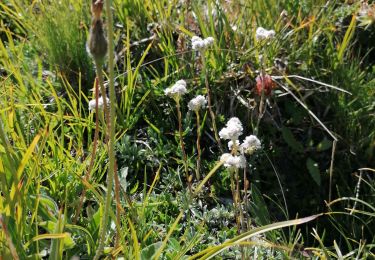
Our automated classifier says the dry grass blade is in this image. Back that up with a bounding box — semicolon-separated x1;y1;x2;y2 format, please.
272;75;352;95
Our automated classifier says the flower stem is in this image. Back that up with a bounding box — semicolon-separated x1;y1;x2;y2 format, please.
195;111;202;180
176;100;190;188
201;54;223;152
94;0;116;258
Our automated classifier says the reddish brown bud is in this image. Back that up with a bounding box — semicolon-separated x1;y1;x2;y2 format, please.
255;74;276;96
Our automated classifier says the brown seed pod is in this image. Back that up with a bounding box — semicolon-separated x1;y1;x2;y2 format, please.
88;0;107;61
91;0;104;20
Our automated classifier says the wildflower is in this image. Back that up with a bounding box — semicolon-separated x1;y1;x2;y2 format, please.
240;135;261;155
164;80;187;99
220;153;246;169
219;117;243;141
228;140;240;151
255;27;275;41
192;35;215;50
88;96;109;111
255;74;276;96
203;37;214;47
192;36;205;50
188;95;207;111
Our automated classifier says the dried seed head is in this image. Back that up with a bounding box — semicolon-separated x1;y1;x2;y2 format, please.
88;0;107;62
91;0;104;20
88;19;108;61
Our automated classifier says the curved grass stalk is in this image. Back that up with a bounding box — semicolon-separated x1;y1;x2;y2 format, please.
190;214;322;260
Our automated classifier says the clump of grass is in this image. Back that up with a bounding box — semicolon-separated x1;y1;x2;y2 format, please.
27;0;94;92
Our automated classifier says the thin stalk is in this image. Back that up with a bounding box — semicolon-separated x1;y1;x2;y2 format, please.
243;167;249;211
95;60;109;131
328;140;337;202
74;77;100;224
114;161;122;249
176;100;190;188
229;170;237;227
201;54;223;152
234;168;242;234
195;111;202;180
94;0;116;258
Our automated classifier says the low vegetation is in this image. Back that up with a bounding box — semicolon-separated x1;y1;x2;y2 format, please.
0;0;374;259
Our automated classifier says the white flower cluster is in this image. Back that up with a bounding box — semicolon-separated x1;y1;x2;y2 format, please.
219;117;261;169
192;36;215;51
164;80;187;99
220;153;246;169
255;27;275;41
219;117;243;141
88;96;109;111
240;135;261;155
188;95;207;111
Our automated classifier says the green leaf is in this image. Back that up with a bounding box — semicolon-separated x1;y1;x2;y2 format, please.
141;242;162;260
130;181;139;194
316;138;332;152
281;127;304;153
306;158;321;186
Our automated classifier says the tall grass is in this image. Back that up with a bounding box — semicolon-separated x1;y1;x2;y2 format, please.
0;0;374;258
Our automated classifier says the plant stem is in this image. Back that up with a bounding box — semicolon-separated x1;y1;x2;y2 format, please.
235;168;245;235
201;54;223;153
176;100;190;188
195;111;201;180
114;161;122;249
94;0;116;258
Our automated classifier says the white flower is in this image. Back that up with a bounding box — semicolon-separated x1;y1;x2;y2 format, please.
240;135;261;155
88;96;109;111
164;79;187;99
228;140;240;150
203;37;214;47
255;27;275;41
192;36;205;50
192;36;215;50
220;153;246;169
219;117;243;141
188;95;207;111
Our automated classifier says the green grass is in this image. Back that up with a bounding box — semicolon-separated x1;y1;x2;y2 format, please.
1;0;374;259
